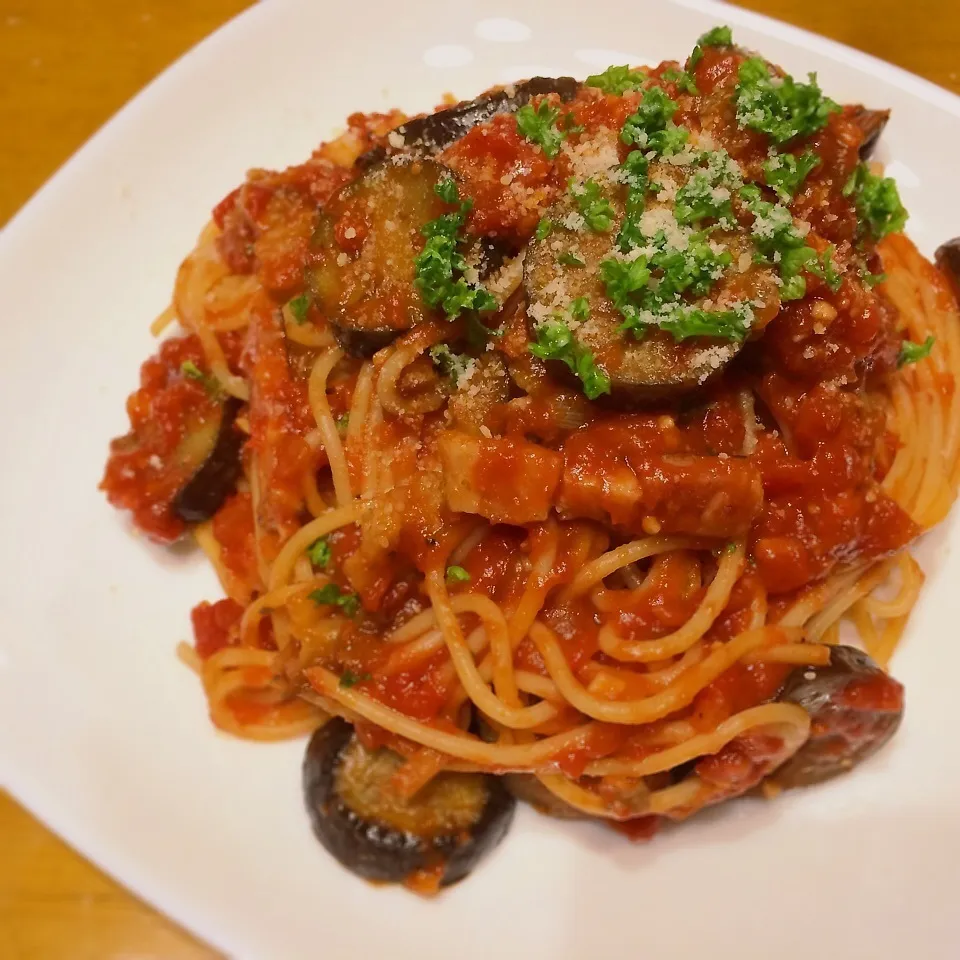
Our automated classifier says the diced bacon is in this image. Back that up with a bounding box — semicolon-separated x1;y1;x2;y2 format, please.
438;431;562;525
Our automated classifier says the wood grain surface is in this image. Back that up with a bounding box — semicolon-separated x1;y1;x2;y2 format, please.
1;1;957;956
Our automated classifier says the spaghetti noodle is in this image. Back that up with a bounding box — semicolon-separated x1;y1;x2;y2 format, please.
101;27;960;889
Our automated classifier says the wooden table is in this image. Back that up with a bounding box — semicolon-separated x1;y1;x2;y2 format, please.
1;1;957;956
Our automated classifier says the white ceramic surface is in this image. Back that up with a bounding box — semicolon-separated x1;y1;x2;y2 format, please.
2;1;959;957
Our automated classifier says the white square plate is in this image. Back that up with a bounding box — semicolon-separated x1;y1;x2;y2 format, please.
2;1;959;957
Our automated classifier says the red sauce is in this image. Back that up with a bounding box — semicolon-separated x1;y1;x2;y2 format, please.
191;598;244;659
100;335;218;543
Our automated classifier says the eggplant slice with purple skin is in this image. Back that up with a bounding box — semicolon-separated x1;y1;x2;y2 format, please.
306;159;455;357
359;76;581;168
172;397;244;524
523;187;779;403
935;237;960;300
849;106;890;159
303;718;515;887
307;160;518;358
772;644;904;788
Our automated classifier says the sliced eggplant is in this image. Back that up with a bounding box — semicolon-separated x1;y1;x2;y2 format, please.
773;644;904;788
523;185;777;402
171;397;244;524
359;77;581;167
848;106;890;159
306;160;456;357
935;237;960;301
303;718;515;887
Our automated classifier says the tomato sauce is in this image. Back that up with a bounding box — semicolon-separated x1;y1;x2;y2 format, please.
104;48;928;807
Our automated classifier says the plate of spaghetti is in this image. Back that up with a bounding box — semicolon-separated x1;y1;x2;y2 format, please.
3;1;960;957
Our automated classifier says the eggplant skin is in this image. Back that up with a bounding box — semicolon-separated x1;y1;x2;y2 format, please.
359;76;581;167
171;398;244;524
774;645;904;788
849;106;890;160
303;719;515;887
935;238;960;301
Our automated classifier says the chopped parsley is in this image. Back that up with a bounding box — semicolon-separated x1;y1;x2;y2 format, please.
429;343;471;382
339;669;372;688
569;178;615;232
601;243;746;342
808;244;843;292
516;100;567;158
569;296;590;321
585;64;647;95
307;537;332;568
309;583;361;617
180;360;223;399
842;164;908;240
615;151;650;252
735;57;839;144
862;270;887;288
445;565;471;584
674;170;734;226
557;251;586;267
535;217;554;241
415;179;498;318
689;25;734;69
286;293;311;323
621;86;684;157
335;413;349;435
739;183;816;301
529;315;611;400
434;178;460;204
723;540;738;555
662;66;698;95
898;335;935;368
656;304;752;342
763;149;820;201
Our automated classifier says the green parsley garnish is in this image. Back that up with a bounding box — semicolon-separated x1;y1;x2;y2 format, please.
434;178;460;204
808;245;843;292
724;540;738;555
415;180;498;318
286;293;311;324
446;565;471;584
339;669;372;688
429;343;471;382
763;149;820;201
674;170;734;226
689;26;734;69
535;218;553;241
516;100;567;158
335;413;349;435
529;315;611;400
735;57;839;144
309;583;361;617
585;65;647;95
862;270;887;288
307;537;332;568
180;361;223;399
569;296;590;321
898;335;935;368
621;86;681;153
600;235;740;341
739;183;816;301
569;178;615;232
662;66;698;95
842;164;908;240
615;151;650;252
557;251;586;267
